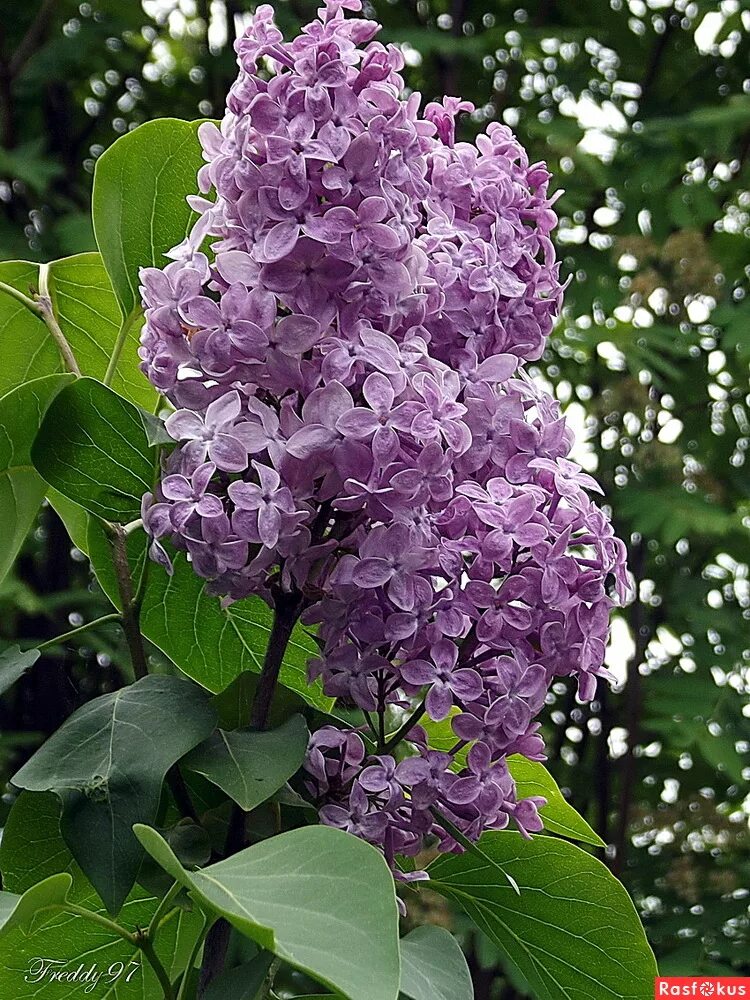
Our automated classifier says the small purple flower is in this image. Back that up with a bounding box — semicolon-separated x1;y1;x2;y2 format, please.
352;524;432;611
165;391;255;473
401;640;482;721
320;784;390;843
229;461;301;548
391;442;453;503
161;462;223;529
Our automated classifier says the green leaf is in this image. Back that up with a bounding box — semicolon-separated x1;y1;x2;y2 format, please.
0;261;58;397
140;553;331;708
184;714;309;812
0;255;155;406
0;874;73;939
508;755;605;849
429;832;658;1000
46;488;91;553
0;645;40;696
399;925;473;1000
212;670;308;730
12;675;217;915
47;253;155;409
92;118;204;318
135;823;401;1000
0;791;203;998
31;377;156;523
0;373;75;584
87;525;332;711
202;953;274;1000
421;714;604;847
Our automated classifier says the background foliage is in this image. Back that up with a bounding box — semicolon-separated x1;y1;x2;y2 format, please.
0;0;748;995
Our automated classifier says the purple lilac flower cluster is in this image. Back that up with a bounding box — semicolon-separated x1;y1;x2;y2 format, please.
139;0;630;873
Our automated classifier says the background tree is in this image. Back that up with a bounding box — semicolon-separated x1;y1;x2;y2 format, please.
1;0;748;995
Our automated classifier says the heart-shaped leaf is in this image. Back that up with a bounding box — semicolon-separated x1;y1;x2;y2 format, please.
92;118;204;319
135;823;401;1000
428;832;658;1000
0;373;75;584
399;925;473;1000
184;714;309;812
12;675;217;915
31;377;156;523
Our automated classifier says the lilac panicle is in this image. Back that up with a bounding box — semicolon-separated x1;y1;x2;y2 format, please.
139;0;630;872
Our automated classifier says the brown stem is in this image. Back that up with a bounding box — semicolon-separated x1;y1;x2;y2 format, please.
197;588;303;998
250;589;304;730
109;524;149;681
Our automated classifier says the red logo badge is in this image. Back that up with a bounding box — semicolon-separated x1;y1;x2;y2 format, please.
655;979;750;998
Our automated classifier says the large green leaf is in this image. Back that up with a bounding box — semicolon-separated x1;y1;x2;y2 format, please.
399;925;473;1000
421;714;604;848
0;645;40;696
428;832;658;1000
0;261;58;397
135;824;401;1000
0;373;75;584
87;523;332;710
31;377;156;523
48;253;155;409
184;714;310;811
143;554;331;709
92;118;204;318
12;675;217;915
0;791;203;999
0;255;155;406
0;874;73;939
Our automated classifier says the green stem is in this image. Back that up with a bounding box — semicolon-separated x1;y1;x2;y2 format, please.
147;881;183;940
176;916;210;1000
66;903;176;997
34;613;121;652
138;934;175;1000
0;270;81;376
383;700;427;753
37;262;82;376
104;307;143;386
0;278;37;311
65;904;137;945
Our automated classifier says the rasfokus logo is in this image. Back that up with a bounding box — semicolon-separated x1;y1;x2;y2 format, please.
655;979;750;997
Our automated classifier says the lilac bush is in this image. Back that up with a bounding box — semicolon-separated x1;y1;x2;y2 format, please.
139;0;630;876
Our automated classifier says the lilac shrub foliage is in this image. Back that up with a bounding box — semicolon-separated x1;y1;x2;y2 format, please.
139;0;629;876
